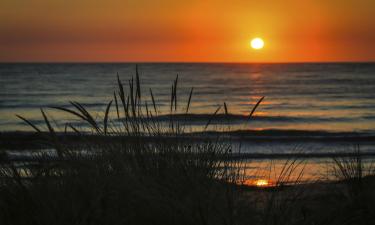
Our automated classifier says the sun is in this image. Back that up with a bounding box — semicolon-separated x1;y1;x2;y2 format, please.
250;38;264;50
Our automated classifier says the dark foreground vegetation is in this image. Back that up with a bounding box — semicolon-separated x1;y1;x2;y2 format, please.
0;68;374;225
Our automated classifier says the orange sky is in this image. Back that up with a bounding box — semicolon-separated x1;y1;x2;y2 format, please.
1;0;375;62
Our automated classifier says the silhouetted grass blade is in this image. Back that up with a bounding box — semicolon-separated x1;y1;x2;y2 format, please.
16;115;41;132
247;96;265;121
104;100;113;135
205;105;222;130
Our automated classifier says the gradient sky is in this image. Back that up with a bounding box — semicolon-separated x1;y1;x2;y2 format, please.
1;0;375;62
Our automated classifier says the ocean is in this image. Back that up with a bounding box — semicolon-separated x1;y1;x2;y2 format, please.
1;63;375;180
1;63;375;133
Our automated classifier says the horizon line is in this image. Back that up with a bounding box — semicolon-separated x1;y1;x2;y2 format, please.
1;60;375;64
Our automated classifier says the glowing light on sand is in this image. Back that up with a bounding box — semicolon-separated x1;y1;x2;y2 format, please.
243;178;273;187
250;38;264;49
255;179;269;187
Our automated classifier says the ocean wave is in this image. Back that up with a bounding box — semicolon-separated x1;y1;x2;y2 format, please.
126;113;362;123
4;113;370;128
2;129;375;152
194;129;374;139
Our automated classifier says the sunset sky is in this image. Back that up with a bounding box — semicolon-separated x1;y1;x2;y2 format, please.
1;0;375;62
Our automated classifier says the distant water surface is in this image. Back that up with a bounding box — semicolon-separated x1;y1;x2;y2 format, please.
1;63;375;135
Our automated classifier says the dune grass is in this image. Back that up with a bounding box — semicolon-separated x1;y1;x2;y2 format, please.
325;146;375;224
0;68;255;225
